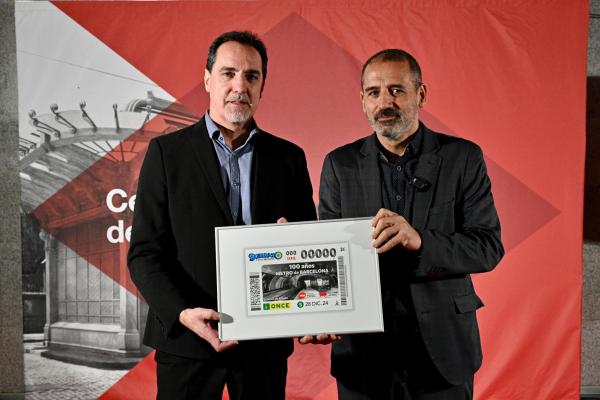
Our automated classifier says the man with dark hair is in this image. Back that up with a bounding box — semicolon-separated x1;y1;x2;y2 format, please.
319;49;504;399
128;30;316;400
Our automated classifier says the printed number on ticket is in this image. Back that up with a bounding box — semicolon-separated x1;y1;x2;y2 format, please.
244;242;352;316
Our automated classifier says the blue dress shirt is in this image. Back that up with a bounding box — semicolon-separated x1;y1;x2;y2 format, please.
205;112;257;225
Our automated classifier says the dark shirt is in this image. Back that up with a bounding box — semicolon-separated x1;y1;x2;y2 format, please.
374;124;424;337
377;124;423;217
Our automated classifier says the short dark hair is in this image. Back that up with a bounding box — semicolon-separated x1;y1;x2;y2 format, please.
206;31;268;82
360;49;422;88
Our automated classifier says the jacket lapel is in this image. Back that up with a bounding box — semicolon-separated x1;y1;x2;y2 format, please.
359;134;383;216
186;117;234;225
408;126;441;229
250;133;264;222
250;131;276;222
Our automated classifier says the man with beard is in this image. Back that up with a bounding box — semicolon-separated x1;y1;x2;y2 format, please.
128;31;317;399
318;49;504;399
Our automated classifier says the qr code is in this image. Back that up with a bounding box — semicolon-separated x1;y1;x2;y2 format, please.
249;273;261;311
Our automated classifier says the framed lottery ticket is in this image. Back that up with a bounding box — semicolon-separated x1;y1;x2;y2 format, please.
215;217;383;341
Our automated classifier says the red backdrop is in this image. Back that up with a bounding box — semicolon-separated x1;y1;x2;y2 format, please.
29;1;588;399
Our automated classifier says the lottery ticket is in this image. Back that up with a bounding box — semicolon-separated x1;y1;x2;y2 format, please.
244;242;352;316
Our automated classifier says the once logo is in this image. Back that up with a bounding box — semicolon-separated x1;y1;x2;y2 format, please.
263;302;291;310
297;301;304;308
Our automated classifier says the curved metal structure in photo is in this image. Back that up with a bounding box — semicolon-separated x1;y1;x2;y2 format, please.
18;93;198;367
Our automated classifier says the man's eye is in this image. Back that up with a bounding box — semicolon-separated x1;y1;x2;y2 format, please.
367;91;378;97
391;88;403;96
246;74;259;82
223;72;234;78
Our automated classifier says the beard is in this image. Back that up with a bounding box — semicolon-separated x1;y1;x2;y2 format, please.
224;93;252;125
368;107;417;140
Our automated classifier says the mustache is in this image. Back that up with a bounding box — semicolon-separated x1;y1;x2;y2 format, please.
374;108;401;120
226;94;251;104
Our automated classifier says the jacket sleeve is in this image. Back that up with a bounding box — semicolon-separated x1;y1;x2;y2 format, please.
127;139;188;338
289;148;317;222
318;153;342;220
415;145;504;277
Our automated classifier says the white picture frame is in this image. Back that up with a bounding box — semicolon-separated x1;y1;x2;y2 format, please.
215;217;384;341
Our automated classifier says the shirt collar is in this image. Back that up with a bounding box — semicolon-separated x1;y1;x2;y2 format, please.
204;111;259;144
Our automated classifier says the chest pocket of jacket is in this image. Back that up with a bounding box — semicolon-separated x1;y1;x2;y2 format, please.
426;198;455;232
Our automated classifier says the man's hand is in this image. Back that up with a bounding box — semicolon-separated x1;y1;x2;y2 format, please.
179;307;238;352
371;208;422;253
277;217;288;224
298;333;341;345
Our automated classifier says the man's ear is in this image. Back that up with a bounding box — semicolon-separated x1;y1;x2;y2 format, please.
204;69;211;92
418;84;427;108
360;91;366;113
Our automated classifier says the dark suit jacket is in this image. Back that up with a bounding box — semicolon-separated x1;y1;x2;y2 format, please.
128;117;316;361
319;123;504;385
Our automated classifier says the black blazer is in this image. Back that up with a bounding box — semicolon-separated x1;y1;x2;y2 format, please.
319;123;504;385
128;117;316;360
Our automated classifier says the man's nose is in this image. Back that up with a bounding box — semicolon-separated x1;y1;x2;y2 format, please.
231;74;248;93
377;90;394;107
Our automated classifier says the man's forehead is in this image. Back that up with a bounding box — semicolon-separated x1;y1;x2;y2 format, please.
364;60;410;77
213;41;262;69
362;61;412;86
